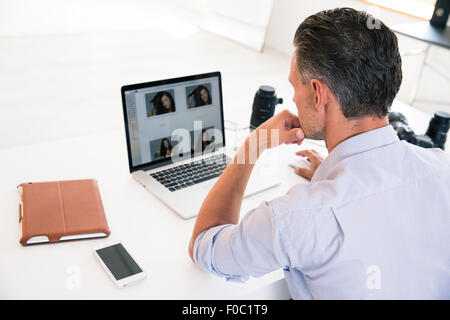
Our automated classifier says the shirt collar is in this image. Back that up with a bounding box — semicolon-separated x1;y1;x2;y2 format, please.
311;125;399;182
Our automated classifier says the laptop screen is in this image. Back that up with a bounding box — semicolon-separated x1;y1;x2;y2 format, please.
121;72;225;172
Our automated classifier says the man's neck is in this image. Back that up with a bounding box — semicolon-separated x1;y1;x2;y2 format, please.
325;113;389;153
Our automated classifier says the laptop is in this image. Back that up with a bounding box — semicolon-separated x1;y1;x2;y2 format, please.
121;71;280;219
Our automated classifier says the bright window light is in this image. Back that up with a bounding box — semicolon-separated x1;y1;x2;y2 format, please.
362;0;436;20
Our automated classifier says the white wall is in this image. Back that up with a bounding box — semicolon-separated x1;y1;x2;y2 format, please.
0;0;199;36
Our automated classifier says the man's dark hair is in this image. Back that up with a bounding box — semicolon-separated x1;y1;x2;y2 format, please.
293;7;402;119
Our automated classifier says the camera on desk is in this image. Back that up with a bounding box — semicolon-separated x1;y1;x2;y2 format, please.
388;111;450;149
250;85;283;129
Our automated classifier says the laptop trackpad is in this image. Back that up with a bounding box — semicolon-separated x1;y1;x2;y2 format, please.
200;179;216;190
198;169;280;197
199;148;281;196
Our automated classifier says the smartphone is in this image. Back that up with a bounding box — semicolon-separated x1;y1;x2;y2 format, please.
93;242;146;288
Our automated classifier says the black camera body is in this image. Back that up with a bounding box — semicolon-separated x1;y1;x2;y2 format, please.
250;85;283;129
388;111;450;149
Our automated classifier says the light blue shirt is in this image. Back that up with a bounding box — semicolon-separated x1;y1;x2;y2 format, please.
193;125;450;299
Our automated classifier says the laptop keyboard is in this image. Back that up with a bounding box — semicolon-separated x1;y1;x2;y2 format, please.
149;154;231;192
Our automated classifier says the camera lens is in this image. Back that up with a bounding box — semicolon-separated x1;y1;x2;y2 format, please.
259;85;276;96
425;111;450;149
250;85;283;129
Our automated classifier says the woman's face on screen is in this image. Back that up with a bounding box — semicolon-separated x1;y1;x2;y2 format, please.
161;94;172;110
163;139;170;149
200;89;209;103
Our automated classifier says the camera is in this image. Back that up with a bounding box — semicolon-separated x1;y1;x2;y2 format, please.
388;111;450;149
250;85;283;129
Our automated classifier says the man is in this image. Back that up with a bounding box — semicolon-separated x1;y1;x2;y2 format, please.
188;8;450;299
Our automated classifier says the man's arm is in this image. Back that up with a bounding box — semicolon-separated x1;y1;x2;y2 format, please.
188;110;305;262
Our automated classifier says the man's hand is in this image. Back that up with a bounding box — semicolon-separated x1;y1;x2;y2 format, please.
258;109;305;147
252;110;305;155
294;149;324;181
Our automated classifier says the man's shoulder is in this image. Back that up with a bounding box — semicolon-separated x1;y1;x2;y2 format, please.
271;142;450;215
405;142;450;168
268;181;340;215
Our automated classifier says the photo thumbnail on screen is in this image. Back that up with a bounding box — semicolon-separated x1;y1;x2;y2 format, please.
150;126;223;162
150;136;179;161
186;83;212;109
146;90;176;117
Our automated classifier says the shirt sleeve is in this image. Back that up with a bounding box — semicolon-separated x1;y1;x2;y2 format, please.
193;201;291;282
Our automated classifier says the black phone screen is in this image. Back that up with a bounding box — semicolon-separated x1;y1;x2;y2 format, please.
96;243;143;280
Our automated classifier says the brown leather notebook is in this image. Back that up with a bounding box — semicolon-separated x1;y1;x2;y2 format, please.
17;179;111;246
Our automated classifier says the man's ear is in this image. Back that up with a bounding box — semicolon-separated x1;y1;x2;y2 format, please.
310;79;329;114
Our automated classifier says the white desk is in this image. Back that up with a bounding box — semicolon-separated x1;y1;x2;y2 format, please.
0;100;441;299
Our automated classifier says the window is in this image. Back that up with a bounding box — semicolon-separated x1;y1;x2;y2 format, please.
361;0;436;20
